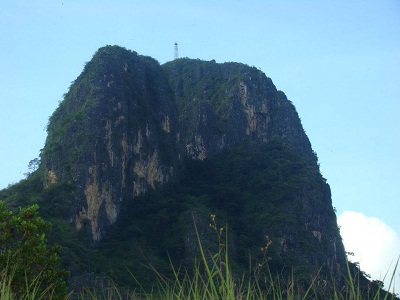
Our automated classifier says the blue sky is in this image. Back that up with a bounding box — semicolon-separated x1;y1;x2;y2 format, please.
1;0;399;289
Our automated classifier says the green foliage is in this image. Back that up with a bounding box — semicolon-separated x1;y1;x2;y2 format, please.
0;170;43;209
0;202;68;298
0;141;395;299
163;58;267;113
0;170;99;287
0;138;339;295
90;139;331;289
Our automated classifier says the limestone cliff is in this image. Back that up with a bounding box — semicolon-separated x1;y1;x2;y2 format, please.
36;45;347;287
163;59;316;164
162;58;344;282
43;46;178;240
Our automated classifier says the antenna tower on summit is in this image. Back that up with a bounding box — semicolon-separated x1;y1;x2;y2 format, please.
174;42;179;59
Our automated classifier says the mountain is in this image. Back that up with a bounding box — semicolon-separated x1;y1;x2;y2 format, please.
1;45;353;292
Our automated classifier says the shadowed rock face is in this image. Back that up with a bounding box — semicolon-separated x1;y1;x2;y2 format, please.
163;58;316;164
41;45;346;284
43;46;179;240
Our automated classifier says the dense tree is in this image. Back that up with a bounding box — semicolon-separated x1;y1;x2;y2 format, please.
0;201;68;298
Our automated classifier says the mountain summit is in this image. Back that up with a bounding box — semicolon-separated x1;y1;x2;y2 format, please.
2;45;349;291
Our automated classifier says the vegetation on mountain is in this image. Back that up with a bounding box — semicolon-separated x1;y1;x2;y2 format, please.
0;45;395;298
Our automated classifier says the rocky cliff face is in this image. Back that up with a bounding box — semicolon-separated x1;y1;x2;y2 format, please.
43;46;179;240
39;45;346;284
163;59;316;163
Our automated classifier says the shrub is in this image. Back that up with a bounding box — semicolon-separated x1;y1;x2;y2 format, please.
0;201;68;299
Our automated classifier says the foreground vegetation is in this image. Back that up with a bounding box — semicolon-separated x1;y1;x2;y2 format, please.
1;260;398;300
0;203;397;300
0;202;67;299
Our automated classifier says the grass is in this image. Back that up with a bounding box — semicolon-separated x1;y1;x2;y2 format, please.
0;265;60;300
1;216;398;300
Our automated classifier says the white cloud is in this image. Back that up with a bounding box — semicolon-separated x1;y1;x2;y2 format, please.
338;211;400;293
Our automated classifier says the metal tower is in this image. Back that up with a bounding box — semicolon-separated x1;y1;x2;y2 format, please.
174;42;179;59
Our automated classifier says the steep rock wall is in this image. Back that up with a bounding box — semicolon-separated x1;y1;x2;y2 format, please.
43;46;179;240
162;58;345;283
42;48;344;284
23;45;351;289
163;59;317;165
